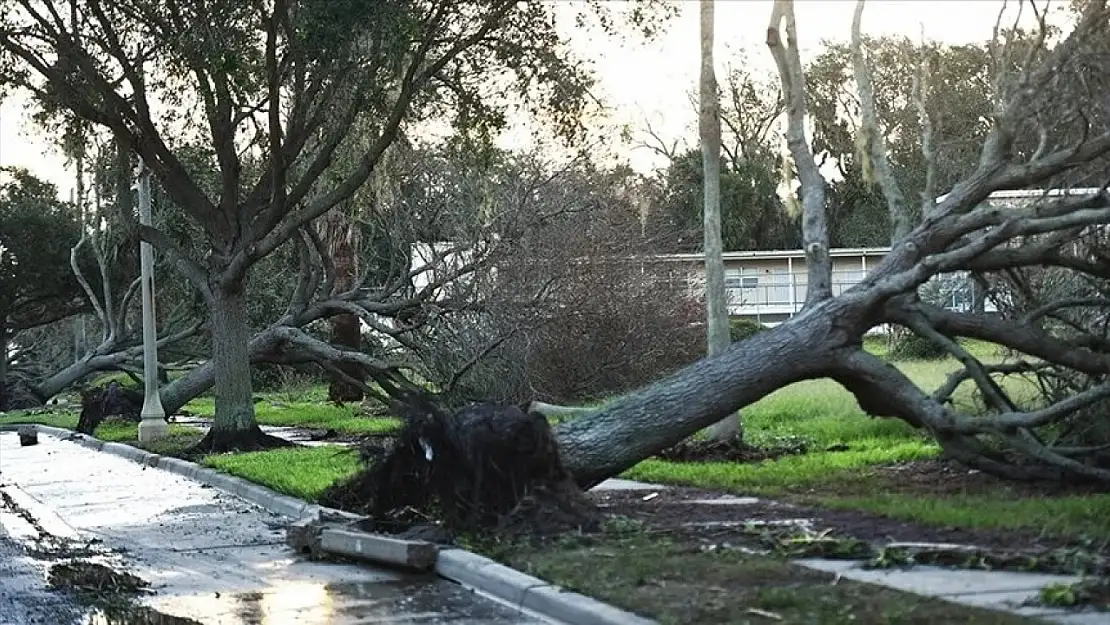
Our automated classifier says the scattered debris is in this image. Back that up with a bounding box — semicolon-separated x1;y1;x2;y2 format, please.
1034;578;1110;611
17;425;38;446
47;561;149;594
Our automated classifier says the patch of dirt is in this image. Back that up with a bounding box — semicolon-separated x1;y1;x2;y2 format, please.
47;562;148;594
654;437;814;463
866;459;1110;497
495;533;1039;625
591;483;1110;563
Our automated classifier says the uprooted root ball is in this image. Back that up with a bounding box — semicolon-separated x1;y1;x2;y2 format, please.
319;398;601;539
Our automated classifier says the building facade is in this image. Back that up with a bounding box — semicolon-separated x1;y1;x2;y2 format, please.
657;247;891;325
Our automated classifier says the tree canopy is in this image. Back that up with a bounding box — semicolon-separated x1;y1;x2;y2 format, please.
0;167;83;332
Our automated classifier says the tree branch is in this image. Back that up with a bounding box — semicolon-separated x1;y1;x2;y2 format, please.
851;0;910;241
767;0;831;304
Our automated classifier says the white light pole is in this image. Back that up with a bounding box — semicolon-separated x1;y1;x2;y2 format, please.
136;158;167;442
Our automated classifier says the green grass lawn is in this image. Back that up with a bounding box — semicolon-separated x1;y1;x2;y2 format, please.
183;395;401;435
203;445;361;501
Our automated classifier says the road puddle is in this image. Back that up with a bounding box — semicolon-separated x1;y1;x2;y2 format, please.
146;578;543;624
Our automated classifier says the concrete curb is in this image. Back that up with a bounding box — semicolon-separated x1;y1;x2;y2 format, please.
1;424;658;625
436;549;657;625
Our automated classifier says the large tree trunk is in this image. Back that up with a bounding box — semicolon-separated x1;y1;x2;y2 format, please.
190;281;284;451
699;0;740;442
324;214;364;403
160;328;284;415
555;302;855;487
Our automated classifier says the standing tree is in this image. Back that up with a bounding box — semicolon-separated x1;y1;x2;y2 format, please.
0;0;641;450
698;0;738;441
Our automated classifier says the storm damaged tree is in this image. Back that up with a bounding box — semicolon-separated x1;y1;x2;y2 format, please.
0;0;642;450
0;168;84;408
7;132;204;408
538;0;1110;488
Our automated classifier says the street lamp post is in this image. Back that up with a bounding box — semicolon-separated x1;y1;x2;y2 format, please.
136;158;167;442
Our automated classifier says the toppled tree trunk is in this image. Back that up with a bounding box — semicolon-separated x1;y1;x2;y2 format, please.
320;396;600;538
551;305;853;488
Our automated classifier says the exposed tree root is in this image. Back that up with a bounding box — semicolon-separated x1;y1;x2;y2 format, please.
75;382;145;435
320;394;600;539
186;424;294;454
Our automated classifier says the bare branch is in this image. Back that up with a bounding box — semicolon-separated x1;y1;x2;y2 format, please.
69;235;108;330
136;225;213;304
912;26;937;217
767;0;831;304
851;0;910;241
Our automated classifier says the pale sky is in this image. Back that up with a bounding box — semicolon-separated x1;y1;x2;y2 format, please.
0;0;1055;199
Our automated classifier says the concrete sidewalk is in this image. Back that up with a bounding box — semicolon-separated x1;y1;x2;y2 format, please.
0;432;548;624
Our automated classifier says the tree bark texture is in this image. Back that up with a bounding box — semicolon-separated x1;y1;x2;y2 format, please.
699;0;740;442
208;282;258;442
324;213;364;403
555;301;856;488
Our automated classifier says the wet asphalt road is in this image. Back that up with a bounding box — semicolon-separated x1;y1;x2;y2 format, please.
0;532;82;625
0;432;548;625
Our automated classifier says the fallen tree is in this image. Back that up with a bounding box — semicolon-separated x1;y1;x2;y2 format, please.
30;0;1110;498
544;0;1110;487
172;0;1110;491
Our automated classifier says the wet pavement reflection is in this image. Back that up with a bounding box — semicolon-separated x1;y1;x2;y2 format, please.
2;433;550;625
145;578;548;624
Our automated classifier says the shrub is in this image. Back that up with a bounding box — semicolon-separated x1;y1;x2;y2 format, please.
729;318;768;343
888;331;948;361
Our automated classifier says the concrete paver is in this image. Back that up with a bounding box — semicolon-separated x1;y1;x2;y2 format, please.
0;432;547;624
590;479;667;491
796;558;1081;596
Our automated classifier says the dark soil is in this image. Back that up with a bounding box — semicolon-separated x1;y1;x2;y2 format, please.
866;459;1110;497
496;533;1041;625
185;424;294;454
654;437;814;463
591;478;1110;563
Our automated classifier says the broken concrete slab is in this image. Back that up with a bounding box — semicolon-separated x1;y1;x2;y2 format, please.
939;589;1073;618
1044;611;1110;624
319;529;439;571
685;496;761;505
796;559;1081;596
591;479;668;491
